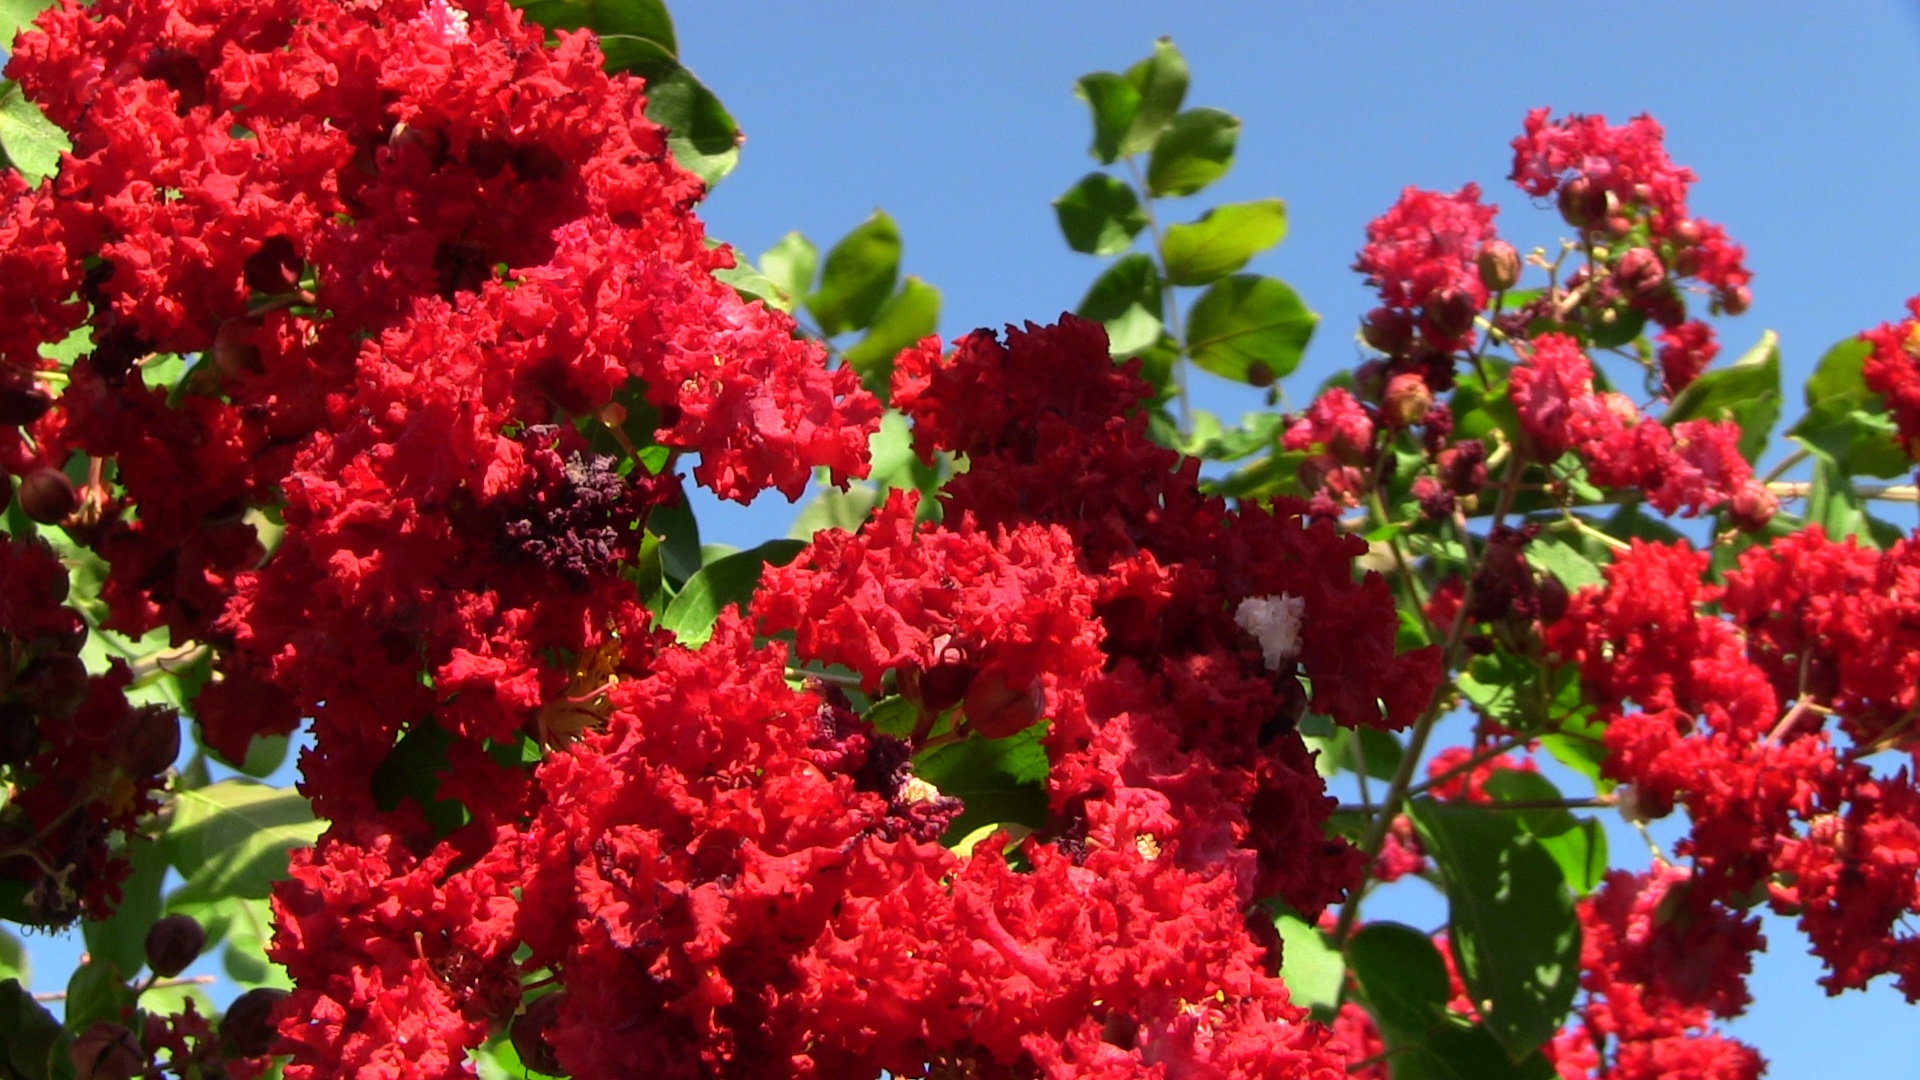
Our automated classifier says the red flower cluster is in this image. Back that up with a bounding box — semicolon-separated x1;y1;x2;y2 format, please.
1548;533;1920;1007
1511;333;1765;518
0;536;175;922
1353;184;1501;356
1861;294;1920;461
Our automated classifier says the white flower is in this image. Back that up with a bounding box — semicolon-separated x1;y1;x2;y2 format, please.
1235;593;1306;671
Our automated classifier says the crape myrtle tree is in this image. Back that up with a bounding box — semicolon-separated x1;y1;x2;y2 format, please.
0;0;1915;1077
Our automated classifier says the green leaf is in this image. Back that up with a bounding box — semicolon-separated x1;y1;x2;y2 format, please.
80;839;167;977
1076;252;1164;357
511;0;676;51
1587;304;1645;351
1119;38;1189;158
1052;172;1147;256
711;257;790;312
1663;329;1779;463
163;780;324;903
1481;771;1608;896
1072;72;1140;165
1407;800;1581;1061
0;979;70;1080
0;930;23;986
1407;1025;1560;1080
1805;336;1873;407
915;725;1050;843
367;720;467;837
640;64;740;187
1789;397;1909;480
1804;452;1892;548
1346;921;1451;1045
1307;726;1403;782
1540;708;1608;784
1;0;54;50
789;485;879;541
649;498;701;587
1160;199;1287;286
660;539;806;646
758;231;819;313
1524;536;1604;592
807;211;902;337
215;897;289;989
1145;107;1238;198
62;960;131;1037
1185;274;1317;385
1274;913;1344;1016
0;80;69;185
842;276;941;391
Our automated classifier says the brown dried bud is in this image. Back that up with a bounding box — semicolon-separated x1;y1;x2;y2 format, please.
511;992;568;1076
219;987;289;1058
70;1021;145;1080
144;913;206;978
1475;239;1521;292
17;467;77;524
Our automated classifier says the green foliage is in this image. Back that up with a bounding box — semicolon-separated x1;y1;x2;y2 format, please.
164;780;326;905
914;726;1050;843
1077;253;1166;357
0;980;70;1080
660;539;806;645
1185;274;1317;384
1145;108;1239;197
1073;38;1188;163
841;275;941;390
1408;800;1581;1060
1664;330;1780;462
1160;199;1286;285
0;80;67;184
807;211;903;337
1054;173;1149;256
1274;913;1344;1017
755;231;820;314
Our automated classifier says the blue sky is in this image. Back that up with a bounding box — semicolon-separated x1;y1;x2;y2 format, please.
672;3;1920;1074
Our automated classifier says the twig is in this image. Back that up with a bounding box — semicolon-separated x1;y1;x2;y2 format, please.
35;974;216;1002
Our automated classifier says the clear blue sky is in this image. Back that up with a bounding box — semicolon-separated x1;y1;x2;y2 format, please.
672;3;1920;1075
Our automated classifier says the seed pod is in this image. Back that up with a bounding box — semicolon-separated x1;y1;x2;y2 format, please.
143;913;206;977
17;467;78;524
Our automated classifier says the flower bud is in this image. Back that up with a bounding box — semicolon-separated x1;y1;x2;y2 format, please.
1718;285;1752;317
511;992;568;1076
114;705;182;778
219;987;288;1058
1557;175;1609;230
143;913;206;977
1360;308;1412;356
1536;574;1570;625
1475;240;1520;292
16;653;90;719
212;319;264;380
1421;286;1479;342
1244;360;1275;388
242;236;302;295
0;701;38;767
17;467;77;524
0;368;53;426
962;667;1044;740
1614;247;1665;295
70;1021;144;1080
1380;373;1433;428
1726;480;1778;533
